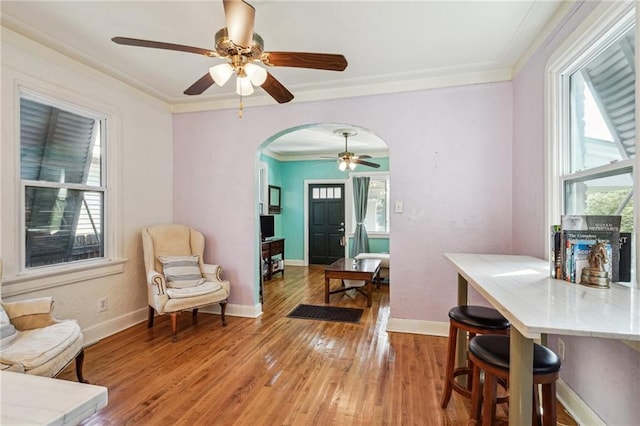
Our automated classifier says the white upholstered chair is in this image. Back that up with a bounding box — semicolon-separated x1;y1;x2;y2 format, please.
141;224;230;342
0;260;88;382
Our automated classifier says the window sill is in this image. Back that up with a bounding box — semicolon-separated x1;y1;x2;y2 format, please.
349;233;389;239
1;258;128;297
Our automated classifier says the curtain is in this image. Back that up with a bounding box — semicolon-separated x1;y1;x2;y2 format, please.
350;177;370;257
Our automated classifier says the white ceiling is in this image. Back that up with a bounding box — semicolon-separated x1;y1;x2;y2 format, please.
1;0;565;157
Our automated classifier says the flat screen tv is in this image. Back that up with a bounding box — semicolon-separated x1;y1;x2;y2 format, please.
260;215;275;241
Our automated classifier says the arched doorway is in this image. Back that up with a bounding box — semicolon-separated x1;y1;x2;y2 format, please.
255;123;390;308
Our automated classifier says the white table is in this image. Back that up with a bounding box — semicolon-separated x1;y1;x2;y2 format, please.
445;253;640;426
1;371;108;425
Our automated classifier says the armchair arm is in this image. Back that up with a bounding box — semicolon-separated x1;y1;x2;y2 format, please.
2;297;57;331
147;270;167;296
202;264;230;295
202;264;224;282
146;270;170;315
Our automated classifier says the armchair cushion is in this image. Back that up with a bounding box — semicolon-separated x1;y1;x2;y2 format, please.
3;297;56;330
159;255;205;288
0;297;85;379
166;280;223;299
0;320;81;370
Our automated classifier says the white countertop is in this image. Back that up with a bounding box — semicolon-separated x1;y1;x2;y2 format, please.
445;253;640;341
1;371;108;425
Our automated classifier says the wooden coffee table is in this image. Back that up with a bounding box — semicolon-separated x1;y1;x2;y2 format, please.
324;258;381;307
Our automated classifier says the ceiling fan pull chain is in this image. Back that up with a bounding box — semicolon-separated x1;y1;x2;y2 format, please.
238;95;244;119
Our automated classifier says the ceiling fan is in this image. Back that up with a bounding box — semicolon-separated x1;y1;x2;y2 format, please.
332;130;380;171
111;0;348;113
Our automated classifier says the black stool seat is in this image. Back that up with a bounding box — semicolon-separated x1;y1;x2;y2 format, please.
440;305;510;409
468;334;562;425
469;335;561;374
449;305;511;330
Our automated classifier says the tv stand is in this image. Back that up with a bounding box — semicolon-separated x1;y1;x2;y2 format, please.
262;238;285;281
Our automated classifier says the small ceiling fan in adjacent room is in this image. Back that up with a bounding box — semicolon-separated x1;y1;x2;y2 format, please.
111;0;348;116
331;130;380;171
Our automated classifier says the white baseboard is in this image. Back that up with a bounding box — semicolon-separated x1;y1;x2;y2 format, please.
83;307;148;346
557;379;605;426
285;259;304;267
201;302;263;318
83;302;263;345
386;318;449;337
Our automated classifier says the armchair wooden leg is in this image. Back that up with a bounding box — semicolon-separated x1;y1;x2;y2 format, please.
75;349;89;383
147;306;155;328
192;308;198;324
220;301;227;326
170;312;179;342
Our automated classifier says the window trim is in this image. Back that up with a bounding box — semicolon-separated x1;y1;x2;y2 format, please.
545;1;637;287
2;80;125;295
347;171;390;237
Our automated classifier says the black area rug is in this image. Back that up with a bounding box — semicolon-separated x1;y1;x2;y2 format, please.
287;304;363;323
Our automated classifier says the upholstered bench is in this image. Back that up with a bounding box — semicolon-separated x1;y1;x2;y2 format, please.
355;252;390;281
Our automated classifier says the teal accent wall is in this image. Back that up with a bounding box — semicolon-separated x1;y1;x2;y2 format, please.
260;154;284;237
349;237;389;253
261;154;390;261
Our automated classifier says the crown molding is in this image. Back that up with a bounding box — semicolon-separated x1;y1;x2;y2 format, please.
3;11;511;114
171;67;511;114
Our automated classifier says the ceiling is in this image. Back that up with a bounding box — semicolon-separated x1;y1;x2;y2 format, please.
1;0;565;158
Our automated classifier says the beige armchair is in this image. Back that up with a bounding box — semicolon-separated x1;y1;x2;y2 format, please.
0;260;87;382
142;224;230;342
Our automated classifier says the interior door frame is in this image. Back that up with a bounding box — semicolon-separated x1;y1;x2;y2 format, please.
303;178;351;266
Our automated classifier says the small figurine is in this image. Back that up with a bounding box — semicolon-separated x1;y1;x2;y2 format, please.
580;240;610;288
587;241;608;271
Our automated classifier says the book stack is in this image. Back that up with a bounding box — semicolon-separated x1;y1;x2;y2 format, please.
551;215;632;285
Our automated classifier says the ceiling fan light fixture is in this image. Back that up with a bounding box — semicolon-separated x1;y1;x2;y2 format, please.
338;159;348;171
236;76;254;96
210;63;234;86
245;62;267;86
349;161;357;170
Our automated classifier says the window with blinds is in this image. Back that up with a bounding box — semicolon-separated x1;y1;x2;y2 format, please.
547;3;636;285
562;22;635;234
20;94;105;268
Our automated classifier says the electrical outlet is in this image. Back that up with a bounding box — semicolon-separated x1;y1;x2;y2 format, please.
98;297;108;312
558;338;565;360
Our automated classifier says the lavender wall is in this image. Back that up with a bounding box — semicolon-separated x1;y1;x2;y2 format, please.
172;82;513;320
513;2;640;424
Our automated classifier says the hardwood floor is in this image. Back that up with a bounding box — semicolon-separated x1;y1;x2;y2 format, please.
59;265;577;425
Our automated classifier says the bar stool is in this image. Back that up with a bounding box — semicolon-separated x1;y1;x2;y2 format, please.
440;305;510;408
468;335;562;426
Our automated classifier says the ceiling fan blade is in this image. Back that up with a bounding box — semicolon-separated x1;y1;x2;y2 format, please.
111;37;218;57
184;72;215;95
261;72;294;104
352;159;380;168
223;0;255;49
356;154;372;159
262;52;348;71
